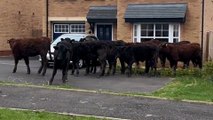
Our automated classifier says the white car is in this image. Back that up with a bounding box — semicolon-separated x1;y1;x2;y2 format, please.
40;33;86;67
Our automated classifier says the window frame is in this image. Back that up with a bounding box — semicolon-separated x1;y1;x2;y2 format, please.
133;23;180;43
54;24;69;33
70;23;85;34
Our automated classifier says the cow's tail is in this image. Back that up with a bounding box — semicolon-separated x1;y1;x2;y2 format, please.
44;37;53;61
151;47;159;70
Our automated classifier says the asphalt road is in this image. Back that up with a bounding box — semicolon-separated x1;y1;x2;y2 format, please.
0;56;213;120
0;56;172;93
0;85;213;120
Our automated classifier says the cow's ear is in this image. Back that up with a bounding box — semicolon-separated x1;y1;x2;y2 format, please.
54;46;58;50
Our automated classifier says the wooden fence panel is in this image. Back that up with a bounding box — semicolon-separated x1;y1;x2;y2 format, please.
208;31;213;61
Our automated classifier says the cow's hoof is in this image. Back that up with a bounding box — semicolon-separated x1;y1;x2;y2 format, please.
48;81;52;85
62;80;68;83
127;74;131;77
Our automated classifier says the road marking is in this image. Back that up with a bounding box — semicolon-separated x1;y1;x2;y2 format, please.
0;61;14;66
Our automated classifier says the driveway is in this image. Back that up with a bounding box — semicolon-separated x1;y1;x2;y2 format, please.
0;56;172;93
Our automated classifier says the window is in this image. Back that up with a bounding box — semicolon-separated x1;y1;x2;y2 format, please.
70;24;85;34
173;24;179;43
54;23;85;34
133;24;138;43
133;23;180;43
155;24;169;37
141;24;154;37
54;24;69;33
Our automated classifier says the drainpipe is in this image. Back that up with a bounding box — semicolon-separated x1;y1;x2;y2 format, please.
46;0;49;37
201;0;205;60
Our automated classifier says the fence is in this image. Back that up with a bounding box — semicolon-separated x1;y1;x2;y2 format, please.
207;31;213;61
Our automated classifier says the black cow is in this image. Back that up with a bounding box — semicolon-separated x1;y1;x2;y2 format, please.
49;40;72;85
7;37;52;76
118;43;159;77
70;41;92;76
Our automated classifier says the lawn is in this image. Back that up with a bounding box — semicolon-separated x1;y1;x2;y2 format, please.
151;62;213;102
151;76;213;102
0;108;106;120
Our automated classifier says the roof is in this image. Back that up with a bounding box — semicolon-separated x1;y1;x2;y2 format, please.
124;3;187;23
87;6;117;23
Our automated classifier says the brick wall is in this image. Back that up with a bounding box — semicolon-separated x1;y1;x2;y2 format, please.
0;0;43;55
117;0;202;43
46;0;117;40
1;0;212;58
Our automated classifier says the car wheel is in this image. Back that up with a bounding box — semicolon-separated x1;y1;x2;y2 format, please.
79;59;84;68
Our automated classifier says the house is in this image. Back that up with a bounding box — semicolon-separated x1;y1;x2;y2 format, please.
0;0;213;60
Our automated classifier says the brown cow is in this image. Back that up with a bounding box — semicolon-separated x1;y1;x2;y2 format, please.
157;40;191;68
160;42;202;75
7;37;52;75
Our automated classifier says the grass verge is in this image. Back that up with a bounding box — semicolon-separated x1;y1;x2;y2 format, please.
151;76;213;102
0;108;106;120
151;62;213;102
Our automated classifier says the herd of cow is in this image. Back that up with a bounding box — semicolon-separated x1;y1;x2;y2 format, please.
7;36;202;85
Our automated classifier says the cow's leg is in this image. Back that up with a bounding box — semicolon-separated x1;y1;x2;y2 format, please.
172;62;177;76
119;58;125;74
160;55;166;68
197;57;203;69
107;61;112;75
153;59;158;75
23;57;30;74
75;61;80;76
71;61;76;75
183;61;189;69
92;59;97;74
127;61;134;77
13;58;19;73
49;67;57;85
127;63;133;77
42;57;48;76
90;59;94;73
191;59;197;67
112;60;117;75
99;60;106;76
62;67;68;83
38;55;44;74
145;60;150;74
85;59;90;75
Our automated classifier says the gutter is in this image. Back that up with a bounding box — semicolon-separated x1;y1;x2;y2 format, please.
201;0;205;60
46;0;49;37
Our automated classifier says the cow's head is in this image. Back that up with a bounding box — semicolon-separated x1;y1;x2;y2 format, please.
53;42;71;61
7;38;18;49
